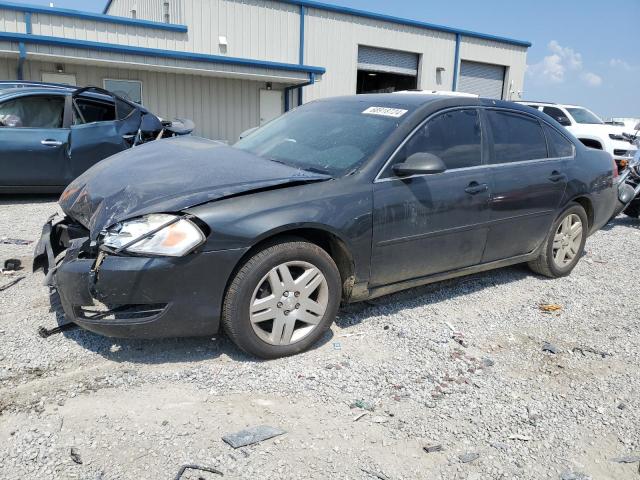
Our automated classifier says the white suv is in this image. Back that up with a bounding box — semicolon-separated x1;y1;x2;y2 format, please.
517;102;638;167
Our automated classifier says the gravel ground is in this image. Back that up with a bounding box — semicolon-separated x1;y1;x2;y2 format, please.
0;196;639;480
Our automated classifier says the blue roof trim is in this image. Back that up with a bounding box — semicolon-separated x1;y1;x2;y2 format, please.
277;0;531;48
0;0;188;33
0;32;326;76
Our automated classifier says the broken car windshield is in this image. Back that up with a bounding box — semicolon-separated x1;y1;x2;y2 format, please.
233;101;408;177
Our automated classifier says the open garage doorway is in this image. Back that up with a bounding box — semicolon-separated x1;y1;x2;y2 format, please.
356;46;419;94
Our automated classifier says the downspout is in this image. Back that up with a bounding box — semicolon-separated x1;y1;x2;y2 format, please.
452;33;460;91
284;73;315;112
16;12;32;80
297;5;305;106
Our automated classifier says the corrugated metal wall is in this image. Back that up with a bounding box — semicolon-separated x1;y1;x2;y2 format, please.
0;56;273;143
106;0;300;62
302;8;457;102
108;0;185;24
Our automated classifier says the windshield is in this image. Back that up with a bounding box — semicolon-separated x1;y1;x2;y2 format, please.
566;107;603;125
234;100;409;176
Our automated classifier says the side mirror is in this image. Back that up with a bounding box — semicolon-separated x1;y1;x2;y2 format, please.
239;126;258;140
557;116;571;127
393;152;447;177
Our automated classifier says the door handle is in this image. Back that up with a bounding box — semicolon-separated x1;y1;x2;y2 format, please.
465;182;489;195
41;139;63;147
548;171;566;182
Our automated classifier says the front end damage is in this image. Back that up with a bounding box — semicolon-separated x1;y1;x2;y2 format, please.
33;215;245;338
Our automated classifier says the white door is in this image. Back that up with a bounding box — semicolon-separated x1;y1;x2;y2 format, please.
41;73;77;86
259;89;283;125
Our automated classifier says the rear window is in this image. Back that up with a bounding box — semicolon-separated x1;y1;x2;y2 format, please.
543;124;574;158
235;100;410;177
74;97;116;124
486;110;548;163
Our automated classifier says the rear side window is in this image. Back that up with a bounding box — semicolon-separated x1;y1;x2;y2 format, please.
486;110;547;164
0;95;65;128
543;124;575;158
398;109;482;170
74;97;116;125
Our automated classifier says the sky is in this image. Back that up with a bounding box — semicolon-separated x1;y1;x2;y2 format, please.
23;0;640;119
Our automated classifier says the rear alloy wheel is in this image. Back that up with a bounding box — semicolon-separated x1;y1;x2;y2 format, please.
222;240;341;359
528;203;588;278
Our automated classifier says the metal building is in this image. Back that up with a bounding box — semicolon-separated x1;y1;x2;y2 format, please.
0;0;530;142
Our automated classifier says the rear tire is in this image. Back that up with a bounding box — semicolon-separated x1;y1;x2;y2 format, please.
222;239;341;359
528;203;588;278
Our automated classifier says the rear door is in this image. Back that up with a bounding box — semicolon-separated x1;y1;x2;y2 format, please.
68;92;142;179
0;93;70;187
482;109;570;262
371;108;492;286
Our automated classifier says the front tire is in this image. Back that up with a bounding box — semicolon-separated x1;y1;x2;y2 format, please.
528;203;588;278
623;199;640;219
222;239;341;359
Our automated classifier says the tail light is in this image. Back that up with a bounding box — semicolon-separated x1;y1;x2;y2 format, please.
613;157;619;178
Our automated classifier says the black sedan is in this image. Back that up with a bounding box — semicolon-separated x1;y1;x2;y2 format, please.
34;94;617;358
0;81;192;193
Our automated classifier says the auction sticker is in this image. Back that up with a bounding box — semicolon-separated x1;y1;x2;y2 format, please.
362;106;408;118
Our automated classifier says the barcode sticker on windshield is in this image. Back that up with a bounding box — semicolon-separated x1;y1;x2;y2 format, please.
362;107;408;118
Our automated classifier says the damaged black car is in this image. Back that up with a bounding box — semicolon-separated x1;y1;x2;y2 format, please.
0;82;193;193
34;94;617;358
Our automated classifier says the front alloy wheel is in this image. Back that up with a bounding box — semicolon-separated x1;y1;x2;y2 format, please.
250;261;329;346
222;239;341;359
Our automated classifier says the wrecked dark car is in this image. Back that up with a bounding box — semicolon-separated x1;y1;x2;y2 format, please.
34;94;617;359
0;82;193;193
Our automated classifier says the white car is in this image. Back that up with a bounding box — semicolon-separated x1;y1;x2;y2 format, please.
517;102;638;166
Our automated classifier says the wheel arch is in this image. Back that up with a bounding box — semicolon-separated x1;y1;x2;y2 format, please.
569;195;594;229
577;137;603;150
228;224;357;302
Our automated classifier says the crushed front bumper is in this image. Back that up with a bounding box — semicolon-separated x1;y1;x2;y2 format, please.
34;216;248;338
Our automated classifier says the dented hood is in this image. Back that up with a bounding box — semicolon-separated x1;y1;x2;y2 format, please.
59;136;330;238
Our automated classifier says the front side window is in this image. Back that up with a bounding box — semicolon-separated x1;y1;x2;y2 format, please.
486;110;548;164
73;97;116;125
566;107;603;125
235;100;408;177
0;95;65;128
543;124;575;158
396;109;482;171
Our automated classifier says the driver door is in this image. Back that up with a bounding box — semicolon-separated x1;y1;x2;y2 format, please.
0;93;70;188
370;108;492;287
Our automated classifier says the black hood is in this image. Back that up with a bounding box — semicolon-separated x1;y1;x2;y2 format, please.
60;136;330;238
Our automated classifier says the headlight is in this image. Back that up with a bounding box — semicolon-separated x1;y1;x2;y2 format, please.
102;214;205;256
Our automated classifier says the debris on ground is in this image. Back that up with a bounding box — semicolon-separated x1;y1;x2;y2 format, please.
446;322;468;347
0;276;24;292
509;434;532;441
0;237;33;245
222;425;286;448
69;447;82;464
572;346;611;358
542;342;560;354
37;322;78;338
423;444;444;453
539;304;562;313
3;258;22;271
610;456;640;463
361;467;390;480
350;399;375;411
353;412;368;422
459;452;480;463
173;463;223;479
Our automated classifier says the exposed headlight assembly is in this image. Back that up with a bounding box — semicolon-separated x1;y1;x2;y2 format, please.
102;214;205;257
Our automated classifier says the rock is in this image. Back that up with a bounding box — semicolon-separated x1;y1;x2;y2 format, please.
459;452;480;463
542;342;560;354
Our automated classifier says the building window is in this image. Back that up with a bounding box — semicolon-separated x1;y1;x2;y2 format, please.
103;79;143;105
163;2;170;23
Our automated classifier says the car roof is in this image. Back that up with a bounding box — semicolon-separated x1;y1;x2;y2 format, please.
316;93;540;116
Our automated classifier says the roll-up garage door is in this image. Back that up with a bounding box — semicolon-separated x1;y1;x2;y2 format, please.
458;61;505;99
357;46;419;76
